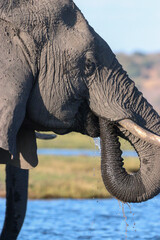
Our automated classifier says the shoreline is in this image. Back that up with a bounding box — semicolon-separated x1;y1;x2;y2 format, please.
0;194;113;200
0;133;138;200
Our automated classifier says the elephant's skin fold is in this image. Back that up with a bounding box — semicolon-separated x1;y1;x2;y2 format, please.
0;0;160;239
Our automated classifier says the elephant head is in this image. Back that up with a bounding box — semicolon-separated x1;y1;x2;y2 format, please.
0;0;160;206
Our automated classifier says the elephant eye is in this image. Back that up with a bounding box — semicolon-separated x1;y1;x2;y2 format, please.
84;59;96;77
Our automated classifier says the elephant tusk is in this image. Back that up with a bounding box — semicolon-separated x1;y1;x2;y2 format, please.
119;119;160;147
35;132;57;140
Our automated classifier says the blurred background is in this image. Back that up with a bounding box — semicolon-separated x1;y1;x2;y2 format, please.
0;1;160;239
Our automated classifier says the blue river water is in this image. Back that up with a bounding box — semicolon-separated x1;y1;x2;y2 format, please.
0;148;159;239
1;196;160;240
37;149;138;157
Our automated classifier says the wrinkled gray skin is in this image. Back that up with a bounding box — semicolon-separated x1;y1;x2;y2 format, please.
1;0;160;239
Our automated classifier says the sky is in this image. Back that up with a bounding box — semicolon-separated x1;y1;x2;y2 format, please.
74;0;160;54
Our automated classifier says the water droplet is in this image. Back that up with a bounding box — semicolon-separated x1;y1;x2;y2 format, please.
117;200;136;239
94;137;101;150
122;202;128;239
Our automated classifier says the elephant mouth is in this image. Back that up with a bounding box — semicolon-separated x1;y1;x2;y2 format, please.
99;118;160;203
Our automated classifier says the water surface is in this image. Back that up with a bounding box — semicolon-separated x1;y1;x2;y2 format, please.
37;149;138;157
0;196;160;239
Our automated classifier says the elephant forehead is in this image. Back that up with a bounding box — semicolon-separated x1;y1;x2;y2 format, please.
0;0;93;54
0;0;72;14
0;1;74;35
55;25;94;59
55;31;93;55
51;1;94;52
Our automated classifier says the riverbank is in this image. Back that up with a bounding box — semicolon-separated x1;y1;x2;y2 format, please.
0;133;139;199
0;156;139;199
37;132;133;150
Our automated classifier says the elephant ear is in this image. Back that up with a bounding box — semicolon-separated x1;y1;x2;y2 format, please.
0;20;38;168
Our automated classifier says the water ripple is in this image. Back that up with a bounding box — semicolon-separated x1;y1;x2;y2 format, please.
0;196;160;239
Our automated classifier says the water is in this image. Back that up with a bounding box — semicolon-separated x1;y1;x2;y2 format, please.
1;196;160;240
37;149;138;158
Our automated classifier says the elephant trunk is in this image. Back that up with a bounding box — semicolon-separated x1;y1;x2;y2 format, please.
88;55;160;202
100;116;160;203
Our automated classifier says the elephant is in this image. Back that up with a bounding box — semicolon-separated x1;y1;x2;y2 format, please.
0;0;160;238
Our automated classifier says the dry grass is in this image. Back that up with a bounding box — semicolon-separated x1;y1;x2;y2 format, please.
37;132;133;151
37;132;95;149
0;132;138;199
0;155;139;199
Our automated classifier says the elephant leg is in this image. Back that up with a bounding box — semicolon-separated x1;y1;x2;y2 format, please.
0;165;29;240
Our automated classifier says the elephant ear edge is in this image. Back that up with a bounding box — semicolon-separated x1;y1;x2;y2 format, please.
0;128;38;169
13;127;38;169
